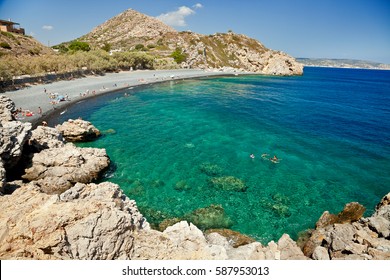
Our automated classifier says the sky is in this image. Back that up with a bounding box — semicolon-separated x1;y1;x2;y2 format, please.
0;0;389;63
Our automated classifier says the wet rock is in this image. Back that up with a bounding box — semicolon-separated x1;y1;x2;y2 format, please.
56;119;101;142
205;229;255;248
22;144;110;194
0;182;148;259
209;176;247;192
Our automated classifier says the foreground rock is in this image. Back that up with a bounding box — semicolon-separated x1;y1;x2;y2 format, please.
22;144;110;194
0;182;147;259
302;195;390;260
56;119;101;142
0;95;16;122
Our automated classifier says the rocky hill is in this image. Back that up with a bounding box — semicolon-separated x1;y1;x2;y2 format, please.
297;58;390;70
79;9;303;75
0;31;53;56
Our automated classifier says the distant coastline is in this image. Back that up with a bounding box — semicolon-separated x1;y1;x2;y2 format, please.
297;58;390;70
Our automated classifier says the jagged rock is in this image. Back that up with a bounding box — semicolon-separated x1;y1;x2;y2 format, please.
22;144;110;194
0;182;147;259
303;193;390;260
277;234;309;260
55;119;101;142
0;95;16;122
29;125;65;151
312;246;330;260
0;120;32;169
316;202;366;229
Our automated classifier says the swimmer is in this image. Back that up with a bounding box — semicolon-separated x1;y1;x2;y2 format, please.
270;155;280;163
250;154;255;159
261;153;270;159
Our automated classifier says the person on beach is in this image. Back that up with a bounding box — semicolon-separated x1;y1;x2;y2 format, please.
38;107;42;115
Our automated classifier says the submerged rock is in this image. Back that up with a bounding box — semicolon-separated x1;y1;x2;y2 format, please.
56;118;101;142
200;162;223;176
184;204;234;230
209;176;247;192
22;144;110;194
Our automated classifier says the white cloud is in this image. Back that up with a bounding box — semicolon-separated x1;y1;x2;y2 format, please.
157;4;202;27
42;25;53;31
193;3;203;9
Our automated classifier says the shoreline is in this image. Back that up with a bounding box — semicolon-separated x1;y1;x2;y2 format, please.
3;68;249;127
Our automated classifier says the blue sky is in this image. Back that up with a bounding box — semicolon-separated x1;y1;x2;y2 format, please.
1;0;389;63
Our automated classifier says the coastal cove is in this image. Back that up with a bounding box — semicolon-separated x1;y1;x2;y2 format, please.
49;67;390;243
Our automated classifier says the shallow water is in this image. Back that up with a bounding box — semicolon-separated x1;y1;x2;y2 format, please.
57;67;390;243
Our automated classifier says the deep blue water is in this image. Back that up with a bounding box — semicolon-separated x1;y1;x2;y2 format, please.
56;67;390;243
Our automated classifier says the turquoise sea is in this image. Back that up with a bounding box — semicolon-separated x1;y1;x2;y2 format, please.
55;67;390;243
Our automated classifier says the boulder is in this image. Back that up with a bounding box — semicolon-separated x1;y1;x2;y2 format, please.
0;120;32;169
56;119;101;142
0;182;148;259
316;202;366;229
312;246;330;260
22;144;110;194
205;228;255;248
29;125;65;151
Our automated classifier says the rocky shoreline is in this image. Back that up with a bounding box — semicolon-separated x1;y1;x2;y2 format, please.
1;95;389;260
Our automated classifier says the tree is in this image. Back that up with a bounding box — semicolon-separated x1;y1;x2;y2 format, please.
68;41;91;52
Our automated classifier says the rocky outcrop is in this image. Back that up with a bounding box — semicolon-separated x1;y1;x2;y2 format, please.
0;182;147;259
55;119;101;142
0;95;16;122
22;144;110;194
302;195;390;260
0;118;31;170
29;125;65;151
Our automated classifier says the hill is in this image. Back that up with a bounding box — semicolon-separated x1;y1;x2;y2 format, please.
0;31;53;56
297;58;390;70
78;9;303;75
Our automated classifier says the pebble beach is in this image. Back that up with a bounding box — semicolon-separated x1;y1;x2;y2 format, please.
3;69;241;125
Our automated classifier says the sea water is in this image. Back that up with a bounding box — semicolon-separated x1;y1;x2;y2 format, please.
56;67;390;243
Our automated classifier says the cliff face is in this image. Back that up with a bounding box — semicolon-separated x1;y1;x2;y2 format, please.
80;9;303;75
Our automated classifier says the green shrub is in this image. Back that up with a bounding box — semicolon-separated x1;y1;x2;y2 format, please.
101;43;111;52
0;42;11;49
170;47;187;64
134;44;147;51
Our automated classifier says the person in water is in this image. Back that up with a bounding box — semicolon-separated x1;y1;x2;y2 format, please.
250;154;255;159
270;155;279;163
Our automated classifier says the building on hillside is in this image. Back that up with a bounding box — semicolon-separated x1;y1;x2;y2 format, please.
0;19;25;35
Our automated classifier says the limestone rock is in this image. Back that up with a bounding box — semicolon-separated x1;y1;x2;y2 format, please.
22;144;110;194
0;95;16;122
0;120;31;169
312;246;330;260
56;119;101;142
29;125;65;151
205;229;255;248
316;202;366;229
261;51;304;76
0;182;147;259
0;160;5;194
277;234;309;260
